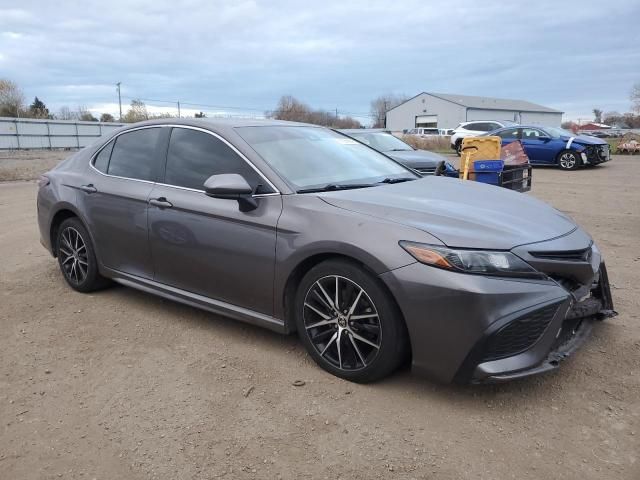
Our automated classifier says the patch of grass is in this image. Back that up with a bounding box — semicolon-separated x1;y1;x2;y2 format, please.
400;135;452;154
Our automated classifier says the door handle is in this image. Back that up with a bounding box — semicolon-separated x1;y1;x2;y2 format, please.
78;184;97;194
149;197;173;209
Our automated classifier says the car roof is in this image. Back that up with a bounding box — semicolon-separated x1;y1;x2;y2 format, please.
120;117;314;130
463;120;517;125
491;125;548;130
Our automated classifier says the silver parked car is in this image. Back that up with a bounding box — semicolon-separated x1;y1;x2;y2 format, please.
37;119;615;384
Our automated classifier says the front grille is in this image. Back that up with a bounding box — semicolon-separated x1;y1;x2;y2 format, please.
529;247;592;262
481;303;560;362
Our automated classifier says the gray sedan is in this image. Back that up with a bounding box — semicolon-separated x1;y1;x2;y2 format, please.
338;128;456;176
36;118;615;384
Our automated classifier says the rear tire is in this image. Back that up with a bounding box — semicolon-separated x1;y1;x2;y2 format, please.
56;217;109;293
294;259;408;383
557;150;581;170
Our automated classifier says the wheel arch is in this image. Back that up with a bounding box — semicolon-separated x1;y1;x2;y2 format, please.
281;252;411;355
49;204;88;258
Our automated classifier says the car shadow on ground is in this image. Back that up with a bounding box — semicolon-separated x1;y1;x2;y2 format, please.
76;275;618;409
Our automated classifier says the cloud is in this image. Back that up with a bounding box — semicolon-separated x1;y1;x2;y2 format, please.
0;0;638;121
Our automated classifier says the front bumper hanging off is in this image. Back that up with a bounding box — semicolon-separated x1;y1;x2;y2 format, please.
465;262;617;384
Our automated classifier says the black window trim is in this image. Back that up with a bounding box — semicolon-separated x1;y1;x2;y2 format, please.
90;124;280;196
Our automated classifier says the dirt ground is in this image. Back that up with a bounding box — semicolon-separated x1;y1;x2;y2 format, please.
0;150;73;182
1;151;639;479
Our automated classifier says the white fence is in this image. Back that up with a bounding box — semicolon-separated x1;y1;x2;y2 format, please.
0;117;125;150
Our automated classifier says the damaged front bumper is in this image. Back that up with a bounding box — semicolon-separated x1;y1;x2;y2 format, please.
581;144;611;165
468;260;617;384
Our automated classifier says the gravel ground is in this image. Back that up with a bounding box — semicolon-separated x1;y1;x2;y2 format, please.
0;152;639;479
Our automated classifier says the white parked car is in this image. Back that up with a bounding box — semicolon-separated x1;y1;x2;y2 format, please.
450;120;518;154
406;127;441;137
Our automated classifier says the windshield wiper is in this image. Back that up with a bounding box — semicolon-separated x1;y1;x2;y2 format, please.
297;183;376;194
377;177;416;184
388;148;412;152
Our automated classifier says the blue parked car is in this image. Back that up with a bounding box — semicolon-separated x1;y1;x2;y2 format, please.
484;126;611;170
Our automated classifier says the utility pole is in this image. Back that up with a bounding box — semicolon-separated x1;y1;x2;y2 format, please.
177;101;181;118
116;82;122;121
383;100;388;128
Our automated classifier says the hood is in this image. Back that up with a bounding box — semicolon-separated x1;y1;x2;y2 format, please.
385;149;447;168
319;177;577;250
559;134;607;146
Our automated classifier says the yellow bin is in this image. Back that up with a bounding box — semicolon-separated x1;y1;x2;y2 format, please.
460;136;502;180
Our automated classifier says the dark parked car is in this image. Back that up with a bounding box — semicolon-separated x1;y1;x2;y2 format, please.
485;126;611;170
339;129;458;177
37;119;615;384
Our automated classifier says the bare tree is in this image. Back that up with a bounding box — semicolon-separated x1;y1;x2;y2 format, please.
592;108;603;123
77;105;98;121
123;99;149;123
269;95;361;128
632;83;640;113
271;95;311;122
0;78;26;117
603;111;621;126
100;113;115;122
370;94;408;128
57;106;76;120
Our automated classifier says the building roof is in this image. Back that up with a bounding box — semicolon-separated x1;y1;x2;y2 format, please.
388;92;563;114
579;123;612;130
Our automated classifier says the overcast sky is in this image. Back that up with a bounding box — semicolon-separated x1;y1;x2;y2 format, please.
1;0;639;123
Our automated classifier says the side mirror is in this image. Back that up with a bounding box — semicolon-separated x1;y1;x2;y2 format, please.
203;174;257;212
537;135;551;141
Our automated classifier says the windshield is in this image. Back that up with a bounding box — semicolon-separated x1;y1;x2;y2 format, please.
349;132;412;152
543;127;574;138
236;126;415;191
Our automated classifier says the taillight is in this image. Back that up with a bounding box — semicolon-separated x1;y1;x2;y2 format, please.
37;175;50;188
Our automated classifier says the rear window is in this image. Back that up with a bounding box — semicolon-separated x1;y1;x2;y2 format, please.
107;128;161;181
93;141;114;173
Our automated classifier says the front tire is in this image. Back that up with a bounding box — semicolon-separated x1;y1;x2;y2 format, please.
557;150;581;170
294;259;408;383
56;217;109;292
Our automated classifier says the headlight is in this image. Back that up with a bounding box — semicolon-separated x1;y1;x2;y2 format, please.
399;241;545;279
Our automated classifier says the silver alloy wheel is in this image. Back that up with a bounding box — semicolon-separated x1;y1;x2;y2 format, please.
559;152;577;169
59;227;89;285
303;275;382;371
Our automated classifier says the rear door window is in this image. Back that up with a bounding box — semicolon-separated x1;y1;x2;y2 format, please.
163;127;269;192
497;128;520;140
107;128;162;181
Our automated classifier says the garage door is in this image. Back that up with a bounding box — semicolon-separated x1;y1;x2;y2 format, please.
415;115;437;128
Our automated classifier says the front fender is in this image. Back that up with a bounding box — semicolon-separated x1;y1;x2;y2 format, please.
272;194;439;320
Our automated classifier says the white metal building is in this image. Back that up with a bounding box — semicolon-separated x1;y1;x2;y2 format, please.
385;92;563;132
